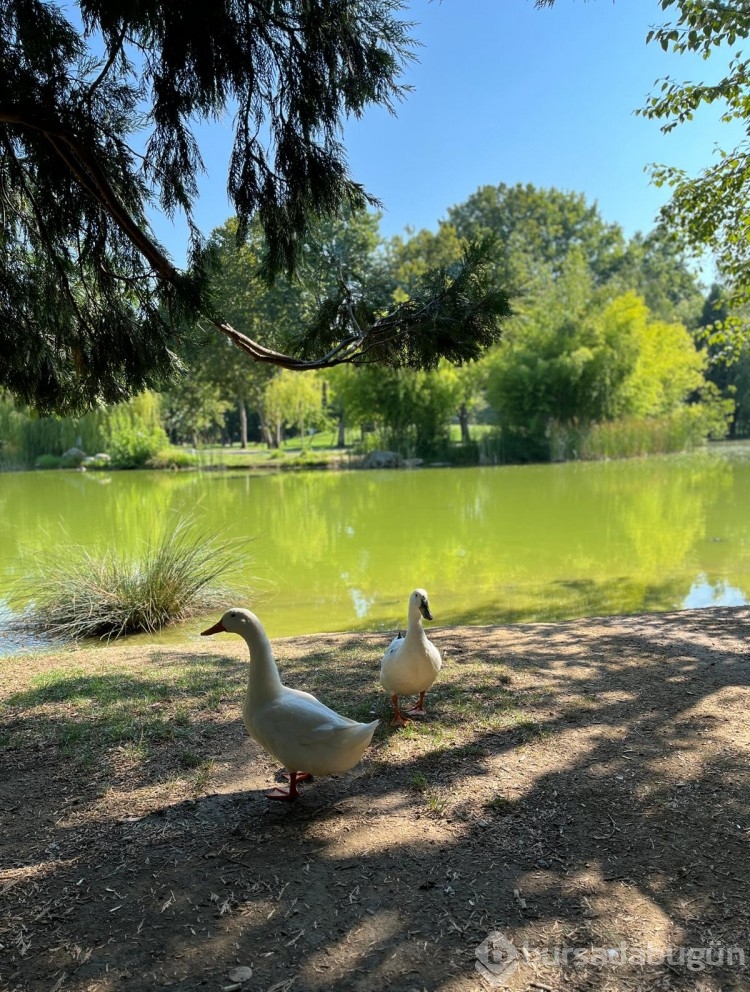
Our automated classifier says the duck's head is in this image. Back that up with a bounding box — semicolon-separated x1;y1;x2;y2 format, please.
201;608;256;637
411;588;433;622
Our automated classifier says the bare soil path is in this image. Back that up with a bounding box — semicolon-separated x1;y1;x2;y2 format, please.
2;607;750;992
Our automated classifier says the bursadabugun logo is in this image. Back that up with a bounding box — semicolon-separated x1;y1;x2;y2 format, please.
474;931;746;987
474;931;519;984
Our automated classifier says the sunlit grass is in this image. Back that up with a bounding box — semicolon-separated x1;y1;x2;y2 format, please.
15;518;250;641
409;770;447;815
410;771;429;792
1;657;243;771
573;410;712;460
485;794;514;815
1;620;555;801
191;759;215;795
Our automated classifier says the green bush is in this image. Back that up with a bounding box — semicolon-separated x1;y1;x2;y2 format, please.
83;454;112;470
479;400;732;465
0;393;24;468
145;447;201;470
60;448;86;468
479;428;549;465
34;454;62;470
15;518;250;641
105;406;168;468
21;410;106;466
442;442;480;466
0;390;170;468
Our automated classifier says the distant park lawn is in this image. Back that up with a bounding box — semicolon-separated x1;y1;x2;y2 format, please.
190;424;495;470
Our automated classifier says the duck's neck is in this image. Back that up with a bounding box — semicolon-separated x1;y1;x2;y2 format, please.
243;619;283;702
406;605;425;639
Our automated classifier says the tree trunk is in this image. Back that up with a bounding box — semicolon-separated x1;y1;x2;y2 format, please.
337;413;346;449
259;416;279;448
458;404;471;444
239;399;248;449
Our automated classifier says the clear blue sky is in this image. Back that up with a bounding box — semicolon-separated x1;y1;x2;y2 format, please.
150;0;741;276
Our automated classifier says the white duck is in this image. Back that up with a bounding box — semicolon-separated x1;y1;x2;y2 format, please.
201;608;379;801
380;589;442;727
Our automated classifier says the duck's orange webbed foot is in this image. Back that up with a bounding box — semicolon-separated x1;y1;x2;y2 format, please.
265;787;298;801
389;695;411;728
266;770;309;801
405;692;427;718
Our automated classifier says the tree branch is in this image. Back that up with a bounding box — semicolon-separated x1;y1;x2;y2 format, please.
83;26;127;102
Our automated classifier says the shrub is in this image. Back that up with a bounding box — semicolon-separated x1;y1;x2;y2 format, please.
18;408;107;466
81;453;112;470
106;416;168;468
104;393;168;468
578;409;711;460
442;442;480;466
0;393;25;468
34;454;62;469
478;428;549;465
145;447;201;470
16;518;251;641
60;447;87;468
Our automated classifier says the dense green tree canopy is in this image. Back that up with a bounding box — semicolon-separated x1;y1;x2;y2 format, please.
447;183;627;294
484;250;707;443
165;179;715;451
640;3;750;309
0;0;509;415
605;225;704;326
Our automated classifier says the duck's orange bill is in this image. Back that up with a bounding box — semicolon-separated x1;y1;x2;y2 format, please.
201;620;225;636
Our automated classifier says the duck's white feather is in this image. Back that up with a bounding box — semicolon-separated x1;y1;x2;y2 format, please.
380;589;442;696
205;608;378;778
244;689;377;776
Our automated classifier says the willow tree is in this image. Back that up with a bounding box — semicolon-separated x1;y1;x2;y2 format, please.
1;0;509;415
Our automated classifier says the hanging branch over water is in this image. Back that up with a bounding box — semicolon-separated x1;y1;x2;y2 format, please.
0;0;510;415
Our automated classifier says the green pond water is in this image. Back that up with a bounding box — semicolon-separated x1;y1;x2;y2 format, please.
2;443;750;656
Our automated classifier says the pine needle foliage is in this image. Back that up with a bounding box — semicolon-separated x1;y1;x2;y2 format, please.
297;236;511;369
2;0;446;413
1;3;514;414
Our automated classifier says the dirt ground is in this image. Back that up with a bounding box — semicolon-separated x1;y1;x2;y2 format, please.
2;606;750;992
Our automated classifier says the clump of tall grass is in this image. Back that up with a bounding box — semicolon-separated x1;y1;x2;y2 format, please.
577;408;710;460
16;519;250;641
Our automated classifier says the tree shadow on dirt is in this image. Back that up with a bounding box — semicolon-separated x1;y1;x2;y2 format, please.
2;607;750;991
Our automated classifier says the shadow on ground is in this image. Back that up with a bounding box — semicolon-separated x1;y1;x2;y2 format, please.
1;607;750;991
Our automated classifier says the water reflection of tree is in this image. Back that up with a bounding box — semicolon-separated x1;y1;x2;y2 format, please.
1;454;743;633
